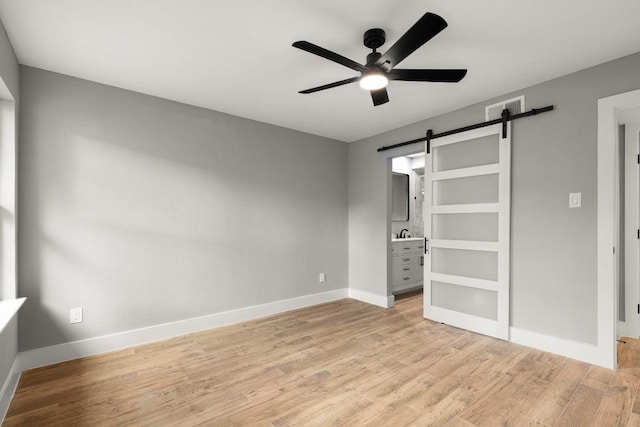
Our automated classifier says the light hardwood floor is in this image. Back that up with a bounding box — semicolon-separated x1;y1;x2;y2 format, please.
4;291;640;426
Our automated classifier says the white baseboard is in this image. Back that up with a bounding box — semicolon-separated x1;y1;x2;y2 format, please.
510;326;612;369
348;288;394;308
18;288;349;372
0;356;21;423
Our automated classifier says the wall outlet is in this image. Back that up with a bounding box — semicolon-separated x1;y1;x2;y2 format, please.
319;273;326;283
70;307;83;324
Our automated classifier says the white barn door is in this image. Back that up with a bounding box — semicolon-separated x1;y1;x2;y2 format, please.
423;123;511;340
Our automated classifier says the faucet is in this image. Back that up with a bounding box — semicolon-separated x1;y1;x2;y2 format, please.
399;229;409;238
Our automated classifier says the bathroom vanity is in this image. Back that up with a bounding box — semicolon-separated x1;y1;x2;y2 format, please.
391;238;424;294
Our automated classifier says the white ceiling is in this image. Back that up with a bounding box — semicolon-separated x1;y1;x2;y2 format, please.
1;1;639;142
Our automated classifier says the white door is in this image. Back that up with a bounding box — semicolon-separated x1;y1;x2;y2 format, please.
423;123;511;340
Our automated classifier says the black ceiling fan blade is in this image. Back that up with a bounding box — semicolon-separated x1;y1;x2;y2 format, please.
299;77;360;94
376;12;448;69
293;41;366;72
389;69;467;82
370;88;389;106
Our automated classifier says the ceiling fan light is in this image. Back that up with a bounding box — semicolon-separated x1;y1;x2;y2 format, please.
359;71;388;90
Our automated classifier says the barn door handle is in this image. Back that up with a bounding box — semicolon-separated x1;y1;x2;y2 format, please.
424;238;430;254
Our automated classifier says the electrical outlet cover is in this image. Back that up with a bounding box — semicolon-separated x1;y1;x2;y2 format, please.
70;307;83;324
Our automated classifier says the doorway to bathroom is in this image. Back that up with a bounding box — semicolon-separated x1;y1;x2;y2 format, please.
389;153;425;296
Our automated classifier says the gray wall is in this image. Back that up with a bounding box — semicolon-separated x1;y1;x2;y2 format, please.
18;66;348;351
349;51;640;345
0;16;17;98
0;13;18;409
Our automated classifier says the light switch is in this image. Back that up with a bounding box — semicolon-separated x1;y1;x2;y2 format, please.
569;192;581;208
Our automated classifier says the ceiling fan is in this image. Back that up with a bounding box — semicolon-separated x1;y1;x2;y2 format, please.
293;12;467;106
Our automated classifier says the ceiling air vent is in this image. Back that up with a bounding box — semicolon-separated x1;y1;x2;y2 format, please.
485;95;525;121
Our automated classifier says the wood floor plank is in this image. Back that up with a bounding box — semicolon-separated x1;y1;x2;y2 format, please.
518;360;590;426
591;370;639;426
3;291;638;426
582;364;615;392
340;400;422;426
457;351;550;426
627;411;640;427
555;384;605;426
618;337;640;371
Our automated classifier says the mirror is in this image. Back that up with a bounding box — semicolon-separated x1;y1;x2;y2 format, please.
392;173;409;221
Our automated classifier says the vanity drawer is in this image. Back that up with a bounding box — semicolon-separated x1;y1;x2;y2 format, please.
392;240;424;255
392;266;414;287
393;254;414;265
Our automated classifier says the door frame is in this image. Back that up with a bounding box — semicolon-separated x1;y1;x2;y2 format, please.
617;113;640;339
598;88;640;369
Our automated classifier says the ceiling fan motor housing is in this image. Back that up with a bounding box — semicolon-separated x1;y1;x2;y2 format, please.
366;51;382;66
363;28;386;50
